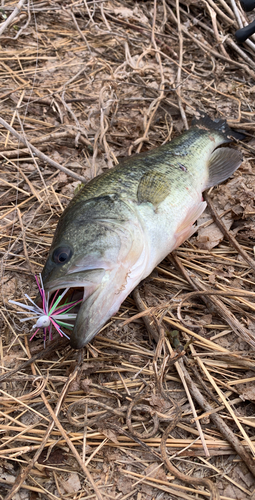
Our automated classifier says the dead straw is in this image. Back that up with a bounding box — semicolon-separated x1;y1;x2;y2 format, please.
1;0;255;498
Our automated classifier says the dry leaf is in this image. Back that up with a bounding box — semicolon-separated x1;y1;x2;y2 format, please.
197;213;233;250
61;472;81;494
99;427;120;444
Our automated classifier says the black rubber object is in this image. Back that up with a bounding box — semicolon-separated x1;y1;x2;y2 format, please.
240;0;255;12
235;20;255;42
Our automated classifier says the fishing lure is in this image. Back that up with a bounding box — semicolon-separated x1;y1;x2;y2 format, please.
9;275;82;345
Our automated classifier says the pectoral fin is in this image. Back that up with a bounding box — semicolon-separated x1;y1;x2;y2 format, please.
206;147;242;189
137;172;170;208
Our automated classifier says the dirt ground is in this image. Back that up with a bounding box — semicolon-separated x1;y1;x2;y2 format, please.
1;1;255;499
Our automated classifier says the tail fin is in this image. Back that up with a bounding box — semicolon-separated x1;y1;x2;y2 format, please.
192;113;245;141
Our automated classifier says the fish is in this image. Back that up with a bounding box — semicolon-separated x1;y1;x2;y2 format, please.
41;114;243;349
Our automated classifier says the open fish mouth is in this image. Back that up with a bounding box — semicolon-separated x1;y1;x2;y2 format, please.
42;267;107;311
43;267;106;297
42;269;107;346
46;285;86;306
52;287;85;334
45;282;108;348
48;286;85;311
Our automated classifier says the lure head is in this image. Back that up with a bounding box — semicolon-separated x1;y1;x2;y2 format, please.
35;315;51;328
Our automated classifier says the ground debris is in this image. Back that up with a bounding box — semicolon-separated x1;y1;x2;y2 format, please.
1;0;255;499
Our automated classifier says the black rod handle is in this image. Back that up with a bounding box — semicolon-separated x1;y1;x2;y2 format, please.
235;20;255;42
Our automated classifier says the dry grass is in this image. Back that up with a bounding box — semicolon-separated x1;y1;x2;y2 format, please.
1;1;255;499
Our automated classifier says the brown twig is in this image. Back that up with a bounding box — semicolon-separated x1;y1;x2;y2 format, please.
182;357;255;478
133;287;159;342
4;356;81;500
126;391;160;439
41;389;105;500
159;336;219;500
0;117;86;183
204;191;255;273
17;208;35;275
0;0;26;36
175;0;188;129
0;338;69;384
171;253;255;348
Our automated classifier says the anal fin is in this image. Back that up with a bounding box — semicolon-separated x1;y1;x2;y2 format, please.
174;201;206;249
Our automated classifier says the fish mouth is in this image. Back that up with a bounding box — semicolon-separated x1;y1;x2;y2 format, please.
45;285;85;321
42;266;124;349
42;270;106;347
43;267;106;301
43;282;109;349
48;286;85;304
35;285;85;344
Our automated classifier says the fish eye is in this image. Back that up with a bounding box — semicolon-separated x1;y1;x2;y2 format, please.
52;246;72;265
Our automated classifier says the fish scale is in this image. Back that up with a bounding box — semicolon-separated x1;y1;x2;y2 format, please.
41;114;243;349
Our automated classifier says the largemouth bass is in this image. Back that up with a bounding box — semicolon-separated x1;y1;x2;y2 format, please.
42;115;242;348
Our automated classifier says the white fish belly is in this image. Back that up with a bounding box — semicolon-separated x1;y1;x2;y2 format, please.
135;193;206;278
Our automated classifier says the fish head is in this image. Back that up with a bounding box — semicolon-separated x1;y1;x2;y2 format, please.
42;197;146;348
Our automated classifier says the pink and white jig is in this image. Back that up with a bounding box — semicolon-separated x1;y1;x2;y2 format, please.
9;275;82;345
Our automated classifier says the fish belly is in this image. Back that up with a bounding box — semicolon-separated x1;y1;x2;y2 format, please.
135;193;206;278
